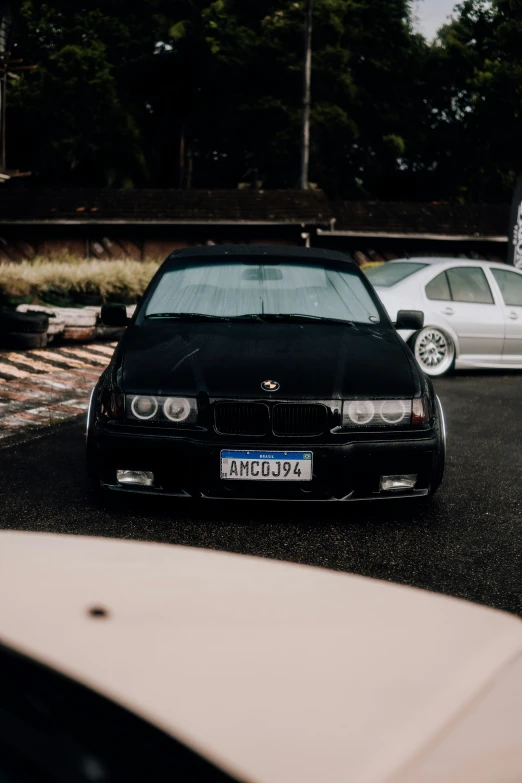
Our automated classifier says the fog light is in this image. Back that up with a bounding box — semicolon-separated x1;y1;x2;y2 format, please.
116;470;154;487
380;474;417;491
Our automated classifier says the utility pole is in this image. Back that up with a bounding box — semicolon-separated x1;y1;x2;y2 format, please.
299;0;313;190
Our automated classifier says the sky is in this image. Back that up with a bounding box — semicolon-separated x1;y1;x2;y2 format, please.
415;0;460;39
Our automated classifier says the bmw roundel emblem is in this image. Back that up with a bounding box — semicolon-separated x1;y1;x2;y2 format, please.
261;380;280;392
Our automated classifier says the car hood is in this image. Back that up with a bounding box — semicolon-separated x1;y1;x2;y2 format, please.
120;321;416;398
1;532;522;783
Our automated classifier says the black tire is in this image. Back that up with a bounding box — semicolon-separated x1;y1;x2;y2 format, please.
429;396;446;498
86;438;98;483
1;331;48;350
88;475;107;500
86;435;108;500
86;394;99;483
95;324;126;342
41;289;74;307
0;309;49;334
72;291;103;306
86;389;108;499
406;397;446;507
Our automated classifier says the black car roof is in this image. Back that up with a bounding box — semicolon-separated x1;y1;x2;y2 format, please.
166;244;355;265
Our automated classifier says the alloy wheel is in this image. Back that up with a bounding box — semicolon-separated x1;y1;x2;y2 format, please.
414;327;455;377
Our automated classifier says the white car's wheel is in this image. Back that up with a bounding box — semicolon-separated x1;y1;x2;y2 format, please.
412;327;455;377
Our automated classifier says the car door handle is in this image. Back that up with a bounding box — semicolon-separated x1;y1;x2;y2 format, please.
441;307;454;315
508;311;519;320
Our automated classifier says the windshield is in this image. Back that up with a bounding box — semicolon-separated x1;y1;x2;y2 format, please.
144;259;382;325
364;262;428;287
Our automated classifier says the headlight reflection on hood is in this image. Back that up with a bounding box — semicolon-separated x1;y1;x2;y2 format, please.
126;395;197;425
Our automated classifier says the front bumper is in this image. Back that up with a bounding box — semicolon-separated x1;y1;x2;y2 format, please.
90;424;439;502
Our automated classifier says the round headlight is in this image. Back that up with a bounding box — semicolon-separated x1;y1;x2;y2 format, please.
131;395;158;420
163;397;191;422
347;400;375;425
380;399;407;424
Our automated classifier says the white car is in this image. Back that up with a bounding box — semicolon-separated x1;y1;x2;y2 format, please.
365;258;522;376
2;531;522;783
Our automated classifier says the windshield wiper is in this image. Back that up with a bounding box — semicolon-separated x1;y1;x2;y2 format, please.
146;312;364;326
146;312;233;321
243;313;357;326
229;314;265;321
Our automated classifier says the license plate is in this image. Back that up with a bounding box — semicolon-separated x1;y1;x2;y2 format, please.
221;451;313;481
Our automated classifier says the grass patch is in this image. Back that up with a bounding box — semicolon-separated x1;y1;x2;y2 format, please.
0;258;160;305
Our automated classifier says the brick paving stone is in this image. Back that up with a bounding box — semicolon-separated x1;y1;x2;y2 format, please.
57;347;109;365
0;343;116;443
2;352;61;373
27;350;89;370
0;362;31;380
86;345;116;357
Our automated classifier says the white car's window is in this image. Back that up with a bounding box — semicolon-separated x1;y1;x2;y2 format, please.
446;267;494;304
425;271;451;301
146;261;381;324
491;268;522;307
364;262;428;287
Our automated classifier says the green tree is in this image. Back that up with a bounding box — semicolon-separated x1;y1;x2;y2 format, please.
9;0;174;184
418;0;522;202
192;0;429;195
8;0;432;196
465;0;522;200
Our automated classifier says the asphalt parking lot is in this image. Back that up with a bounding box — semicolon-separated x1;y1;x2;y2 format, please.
1;371;521;616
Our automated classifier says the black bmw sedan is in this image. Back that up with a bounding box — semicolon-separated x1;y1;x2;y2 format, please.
86;246;445;503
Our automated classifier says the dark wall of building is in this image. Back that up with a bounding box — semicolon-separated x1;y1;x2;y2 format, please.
314;235;508;264
0;225;306;262
0;224;509;263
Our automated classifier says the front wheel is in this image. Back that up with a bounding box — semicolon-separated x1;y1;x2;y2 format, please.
430;396;446;497
86;438;106;499
411;327;455;377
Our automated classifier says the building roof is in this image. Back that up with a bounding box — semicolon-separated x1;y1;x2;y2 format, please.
324;201;510;242
0;188;333;226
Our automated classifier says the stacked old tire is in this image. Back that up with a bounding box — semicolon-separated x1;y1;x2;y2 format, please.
0;309;49;350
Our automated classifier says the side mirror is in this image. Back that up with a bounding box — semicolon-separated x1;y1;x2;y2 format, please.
395;310;424;330
100;304;129;327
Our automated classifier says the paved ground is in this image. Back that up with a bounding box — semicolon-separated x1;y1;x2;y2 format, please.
0;343;115;443
1;369;521;616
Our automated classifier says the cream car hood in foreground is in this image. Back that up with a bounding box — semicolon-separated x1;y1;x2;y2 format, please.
1;532;522;783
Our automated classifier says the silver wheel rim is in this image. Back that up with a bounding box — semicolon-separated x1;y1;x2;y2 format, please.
415;328;454;376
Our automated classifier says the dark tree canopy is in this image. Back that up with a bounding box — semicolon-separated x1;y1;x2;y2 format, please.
5;0;522;201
